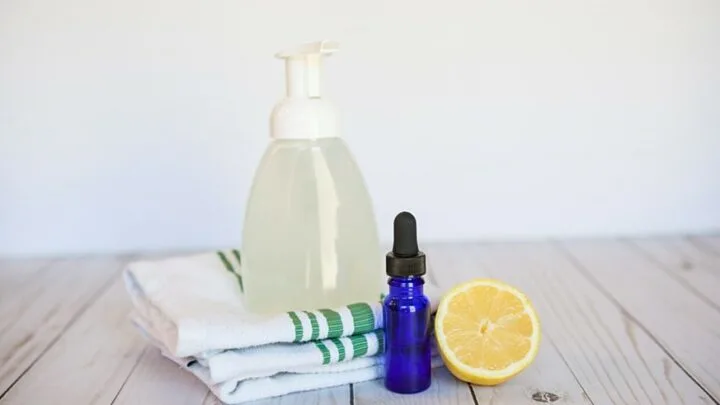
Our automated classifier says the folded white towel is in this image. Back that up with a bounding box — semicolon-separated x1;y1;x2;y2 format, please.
170;346;444;404
123;250;442;358
123;250;446;403
134;316;443;404
132;314;389;384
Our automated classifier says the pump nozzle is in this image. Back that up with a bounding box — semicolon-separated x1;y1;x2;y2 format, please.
270;40;341;140
276;40;338;98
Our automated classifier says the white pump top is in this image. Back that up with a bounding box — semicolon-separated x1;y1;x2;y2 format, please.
271;40;341;139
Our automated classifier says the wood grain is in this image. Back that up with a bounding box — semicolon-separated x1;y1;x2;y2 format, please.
630;238;720;310
113;348;209;405
0;277;146;404
226;385;350;405
445;242;713;405
422;244;592;405
353;367;474;405
560;240;720;402
691;236;720;257
0;257;125;398
198;384;349;405
0;258;55;299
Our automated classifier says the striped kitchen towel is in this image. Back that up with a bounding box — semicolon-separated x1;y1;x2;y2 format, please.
123;250;442;358
179;349;444;404
133;313;387;383
133;314;442;404
168;344;444;404
197;329;386;383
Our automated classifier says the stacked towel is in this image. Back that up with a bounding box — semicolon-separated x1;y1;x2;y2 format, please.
123;250;444;404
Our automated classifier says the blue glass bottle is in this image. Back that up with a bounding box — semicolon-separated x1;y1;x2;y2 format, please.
383;212;432;394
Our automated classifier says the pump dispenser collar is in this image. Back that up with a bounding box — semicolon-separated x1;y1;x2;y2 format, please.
386;211;426;277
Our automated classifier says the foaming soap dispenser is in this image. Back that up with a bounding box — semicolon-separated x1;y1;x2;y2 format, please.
241;40;384;314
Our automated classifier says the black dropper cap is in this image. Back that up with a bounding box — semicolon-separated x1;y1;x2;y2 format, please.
386;211;426;277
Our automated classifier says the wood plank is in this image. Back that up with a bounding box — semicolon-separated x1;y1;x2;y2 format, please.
691;236;720;257
560;240;720;401
631;238;720;310
113;348;209;405
0;257;125;398
0;276;147;404
444;242;713;405
213;385;350;405
353;367;474;405
198;383;349;405
0;258;56;299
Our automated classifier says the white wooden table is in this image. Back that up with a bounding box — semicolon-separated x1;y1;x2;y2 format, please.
1;237;720;404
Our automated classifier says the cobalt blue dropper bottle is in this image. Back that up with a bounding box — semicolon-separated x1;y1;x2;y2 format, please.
383;211;432;394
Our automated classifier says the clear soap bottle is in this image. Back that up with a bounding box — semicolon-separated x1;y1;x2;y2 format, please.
241;41;384;314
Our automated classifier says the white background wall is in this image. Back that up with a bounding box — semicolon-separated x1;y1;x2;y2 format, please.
1;0;719;256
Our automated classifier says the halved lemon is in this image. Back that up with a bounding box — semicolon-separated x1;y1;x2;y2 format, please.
435;278;540;385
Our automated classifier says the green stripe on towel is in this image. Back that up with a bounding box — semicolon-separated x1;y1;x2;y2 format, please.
315;341;331;365
217;251;234;272
348;334;369;358
319;309;343;338
231;249;242;267
305;311;320;340
348;303;375;334
288;312;303;342
375;329;385;352
231;250;244;292
217;251;244;292
329;338;346;362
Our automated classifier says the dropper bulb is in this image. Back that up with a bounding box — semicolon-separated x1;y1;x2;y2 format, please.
392;212;419;258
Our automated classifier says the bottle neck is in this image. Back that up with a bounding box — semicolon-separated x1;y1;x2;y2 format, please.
388;276;425;297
